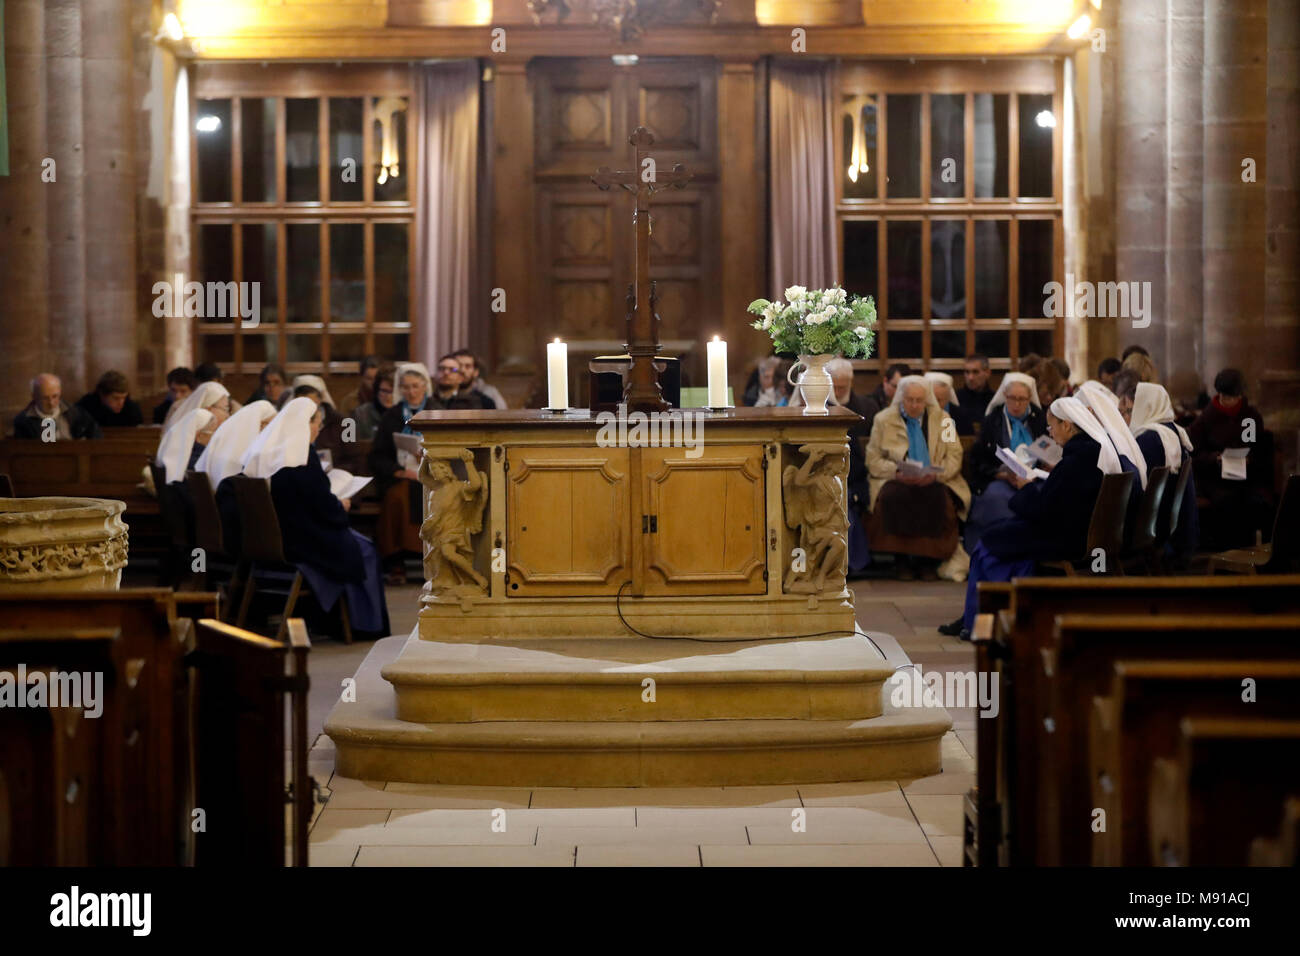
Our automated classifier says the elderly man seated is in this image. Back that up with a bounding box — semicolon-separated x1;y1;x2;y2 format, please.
12;373;102;440
864;375;970;580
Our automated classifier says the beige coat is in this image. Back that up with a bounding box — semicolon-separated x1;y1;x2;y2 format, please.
865;403;971;517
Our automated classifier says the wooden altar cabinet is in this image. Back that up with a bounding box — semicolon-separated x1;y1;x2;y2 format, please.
408;406;861;641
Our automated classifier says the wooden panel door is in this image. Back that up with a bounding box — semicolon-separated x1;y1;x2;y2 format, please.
639;445;766;596
505;446;632;596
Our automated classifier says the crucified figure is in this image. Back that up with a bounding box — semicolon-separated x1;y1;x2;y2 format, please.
418;449;489;593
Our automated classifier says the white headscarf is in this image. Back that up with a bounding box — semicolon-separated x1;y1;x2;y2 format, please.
1077;381;1147;488
395;362;433;397
1049;396;1122;476
984;371;1042;417
163;380;229;432
291;374;337;409
239;397;319;480
156;408;214;485
195;400;277;489
1130;382;1193;473
890;375;940;412
923;371;956;405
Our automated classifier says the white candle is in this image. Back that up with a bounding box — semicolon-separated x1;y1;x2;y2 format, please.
706;335;728;408
546;338;569;410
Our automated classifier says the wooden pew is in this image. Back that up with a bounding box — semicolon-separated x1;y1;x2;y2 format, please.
1149;717;1300;866
967;582;1013;867
1044;615;1300;865
0;627;121;865
189;618;312;866
0;588;192;864
1089;658;1300;866
0;431;167;562
983;575;1300;866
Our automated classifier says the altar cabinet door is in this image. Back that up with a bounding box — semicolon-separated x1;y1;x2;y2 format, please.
638;445;767;596
505;446;633;596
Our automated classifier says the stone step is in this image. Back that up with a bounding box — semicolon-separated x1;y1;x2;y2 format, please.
326;634;951;787
381;633;897;723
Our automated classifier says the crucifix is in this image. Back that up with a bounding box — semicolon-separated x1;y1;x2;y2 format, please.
591;126;692;412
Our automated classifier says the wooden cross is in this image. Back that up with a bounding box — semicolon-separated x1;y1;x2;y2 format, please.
591;126;691;411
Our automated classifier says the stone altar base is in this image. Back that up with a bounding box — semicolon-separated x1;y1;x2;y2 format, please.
325;628;950;787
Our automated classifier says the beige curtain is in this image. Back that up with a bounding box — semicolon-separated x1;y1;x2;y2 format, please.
414;61;480;369
768;62;838;297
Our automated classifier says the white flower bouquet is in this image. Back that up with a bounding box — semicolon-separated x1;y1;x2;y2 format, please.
747;285;877;358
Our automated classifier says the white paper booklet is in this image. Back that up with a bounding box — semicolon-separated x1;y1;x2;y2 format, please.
327;468;372;501
1221;447;1249;481
996;446;1050;482
896;459;944;479
1026;434;1063;466
393;432;423;471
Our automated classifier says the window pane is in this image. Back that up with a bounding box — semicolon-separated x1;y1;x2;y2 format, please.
930;94;964;199
241;223;278;328
373;333;412;363
373;99;408;202
842;221;879;300
374;223;409;324
1019;220;1055;318
841;95;879;199
286;224;321;323
330;98;364;202
240;98;276;203
286;98;320;202
329;223;366;322
196;224;233;323
1019;329;1054;357
973;93;1009;198
974;329;1009;359
931;328;967;360
1018;93;1055;198
196;335;233;364
974;219;1009;318
887;331;922;360
886;221;922;318
885;94;921;198
930;219;965;319
242;333;278;365
286;336;322;364
196;99;232;203
330;333;367;364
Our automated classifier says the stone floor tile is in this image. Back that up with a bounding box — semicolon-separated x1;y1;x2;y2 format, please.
536;824;748;846
576;845;702;867
746;819;928;845
528;786;800;809
313;825;539;846
904;793;966;837
930;835;965;866
355;845;575;866
387;807;634;828
380;783;533;808
900;771;975;795
306;845;359;867
702;844;938;866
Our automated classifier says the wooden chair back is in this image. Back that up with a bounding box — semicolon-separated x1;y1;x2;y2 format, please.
190;618;312;866
231;475;288;565
1154;458;1192;545
1088;471;1135;565
1128;465;1170;555
186;470;226;557
1260;474;1300;573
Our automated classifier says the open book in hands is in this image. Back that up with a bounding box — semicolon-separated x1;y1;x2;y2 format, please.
393;432;424;472
996;446;1050;482
895;459;945;480
327;468;372;501
1023;434;1062;466
1221;447;1249;481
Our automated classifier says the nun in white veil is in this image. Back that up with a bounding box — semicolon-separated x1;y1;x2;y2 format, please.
1130;382;1199;563
162;380;230;432
945;396;1119;639
156;408;215;485
243;397;390;638
197;400;278;554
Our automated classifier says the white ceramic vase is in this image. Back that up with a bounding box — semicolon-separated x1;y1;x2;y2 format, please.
788;354;835;415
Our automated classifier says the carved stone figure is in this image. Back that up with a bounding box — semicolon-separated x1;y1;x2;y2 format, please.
418;449;490;595
782;443;849;594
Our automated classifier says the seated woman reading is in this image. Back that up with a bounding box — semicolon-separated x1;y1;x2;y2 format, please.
963;372;1047;554
242;397;390;639
864;375;970;580
197;399;278;555
943;396;1123;640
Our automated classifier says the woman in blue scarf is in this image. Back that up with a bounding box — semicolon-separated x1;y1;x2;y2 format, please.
964;372;1048;554
369;363;438;582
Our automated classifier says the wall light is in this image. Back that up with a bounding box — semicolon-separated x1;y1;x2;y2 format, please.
1067;14;1091;40
160;13;185;42
195;115;221;133
1035;110;1057;129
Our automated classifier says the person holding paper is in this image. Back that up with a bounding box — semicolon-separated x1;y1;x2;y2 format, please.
962;373;1047;554
941;397;1118;640
1188;368;1275;549
1130;382;1199;566
243;397;389;639
865;376;970;580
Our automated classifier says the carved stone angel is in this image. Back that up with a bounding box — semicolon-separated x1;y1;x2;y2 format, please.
418;449;490;594
782;443;849;593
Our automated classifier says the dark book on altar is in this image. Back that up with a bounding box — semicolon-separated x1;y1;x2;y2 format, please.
588;355;682;412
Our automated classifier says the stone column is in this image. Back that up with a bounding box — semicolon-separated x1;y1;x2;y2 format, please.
1202;0;1268;391
0;0;51;415
1115;0;1168;366
1165;1;1205;386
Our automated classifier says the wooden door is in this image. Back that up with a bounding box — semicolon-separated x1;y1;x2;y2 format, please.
638;445;767;596
505;446;632;596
